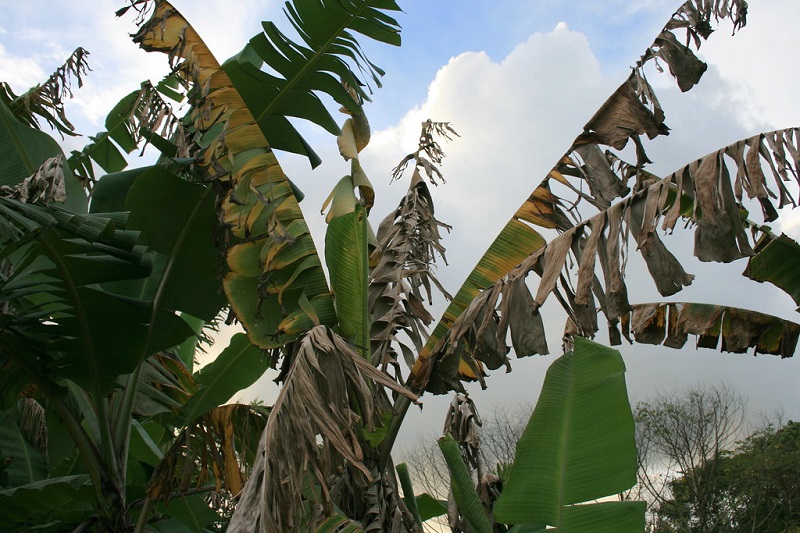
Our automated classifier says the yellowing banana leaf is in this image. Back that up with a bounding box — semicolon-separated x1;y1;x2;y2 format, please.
132;1;335;349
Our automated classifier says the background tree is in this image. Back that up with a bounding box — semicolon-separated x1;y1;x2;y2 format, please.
632;385;746;531
652;419;800;533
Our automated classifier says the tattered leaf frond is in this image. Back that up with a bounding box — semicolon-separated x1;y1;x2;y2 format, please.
358;463;418;532
432;129;800;386
132;0;335;350
369;169;452;379
442;394;482;471
391;120;459;185
408;3;772;393
419;126;800;392
229;326;417;532
621;302;799;357
146;403;270;501
0;48;90;137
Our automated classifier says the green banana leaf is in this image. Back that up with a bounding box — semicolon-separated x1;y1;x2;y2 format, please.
0;474;93;530
493;337;645;531
222;0;401;166
178;333;272;426
154;493;219;532
438;434;494;533
0;198;194;389
124;168;226;321
395;462;423;528
745;232;800;310
326;197;370;352
0;409;47;486
414;493;448;523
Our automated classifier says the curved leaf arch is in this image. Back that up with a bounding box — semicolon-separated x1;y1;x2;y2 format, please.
421;129;800;393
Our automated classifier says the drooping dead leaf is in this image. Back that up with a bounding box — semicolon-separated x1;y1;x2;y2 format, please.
0;156;66;205
146;403;269;502
228;326;418;532
370;129;453;381
626;302;800;357
1;47;89;137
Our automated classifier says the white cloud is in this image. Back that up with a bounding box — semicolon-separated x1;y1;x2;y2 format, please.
700;1;800;132
0;43;45;89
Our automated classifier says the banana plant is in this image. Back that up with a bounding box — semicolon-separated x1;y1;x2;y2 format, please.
0;50;270;530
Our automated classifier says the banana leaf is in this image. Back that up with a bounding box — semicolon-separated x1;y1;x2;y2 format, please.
494;337;645;531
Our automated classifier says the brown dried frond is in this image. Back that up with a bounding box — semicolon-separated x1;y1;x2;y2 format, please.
369;169;452;378
228;326;417;532
16;398;47;453
115;0;157;25
0;156;67;205
443;394;482;470
2;48;90;137
391;120;459;184
433;128;800;389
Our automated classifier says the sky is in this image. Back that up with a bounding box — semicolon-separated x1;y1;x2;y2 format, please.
2;0;799;457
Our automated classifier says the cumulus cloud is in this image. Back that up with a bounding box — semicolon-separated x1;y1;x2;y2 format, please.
0;43;45;89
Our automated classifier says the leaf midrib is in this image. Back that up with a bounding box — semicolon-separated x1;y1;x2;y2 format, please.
557;352;576;528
